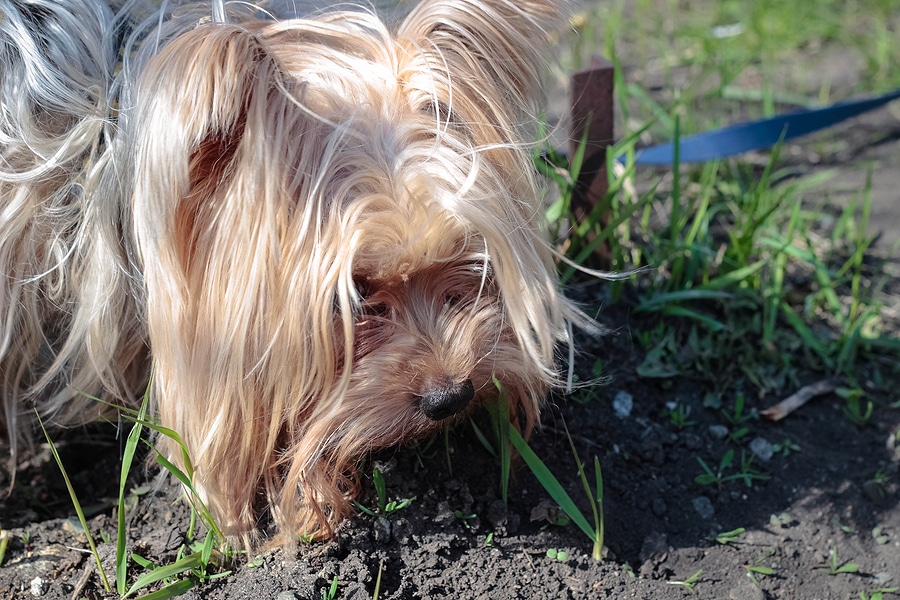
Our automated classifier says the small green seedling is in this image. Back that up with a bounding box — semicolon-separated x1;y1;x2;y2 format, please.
546;548;569;561
454;510;477;530
818;546;860;576
696;450;733;488
668;569;703;593
859;587;900;600
872;526;890;545
322;575;339;600
355;467;415;517
745;564;775;587
504;391;604;560
665;403;696;429
772;439;801;457
711;527;745;546
0;529;8;567
838;387;873;428
832;517;856;534
696;450;769;489
722;393;753;426
769;512;793;527
733;451;771;488
484;532;494;547
744;548;776;587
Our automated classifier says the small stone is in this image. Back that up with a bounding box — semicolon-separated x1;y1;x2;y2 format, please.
682;433;702;450
749;437;774;462
373;517;391;544
434;501;456;527
692;496;715;520
391;517;412;544
275;592;300;600
612;391;633;419
30;577;47;597
708;425;730;439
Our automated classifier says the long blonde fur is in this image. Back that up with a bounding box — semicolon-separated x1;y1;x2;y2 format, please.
1;0;578;546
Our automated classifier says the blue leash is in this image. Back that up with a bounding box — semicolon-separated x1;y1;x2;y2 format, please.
629;88;900;165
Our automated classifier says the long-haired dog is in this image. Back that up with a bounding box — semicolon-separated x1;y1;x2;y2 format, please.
0;0;583;545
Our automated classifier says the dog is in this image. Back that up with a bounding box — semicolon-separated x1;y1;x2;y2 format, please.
0;0;583;546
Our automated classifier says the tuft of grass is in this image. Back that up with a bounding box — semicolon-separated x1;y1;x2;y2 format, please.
668;568;703;593
354;466;415;517
506;408;604;561
47;381;234;599
541;64;899;401
818;546;861;576
695;449;770;489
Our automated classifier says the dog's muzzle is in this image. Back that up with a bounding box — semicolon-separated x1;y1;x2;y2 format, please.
418;378;475;421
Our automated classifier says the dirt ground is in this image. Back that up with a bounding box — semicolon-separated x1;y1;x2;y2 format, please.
2;2;900;599
2;289;899;600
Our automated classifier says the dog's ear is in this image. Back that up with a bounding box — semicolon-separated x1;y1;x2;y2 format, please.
397;0;568;112
130;24;297;537
131;23;283;271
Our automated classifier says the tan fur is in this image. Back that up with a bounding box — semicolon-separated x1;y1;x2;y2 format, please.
0;0;578;546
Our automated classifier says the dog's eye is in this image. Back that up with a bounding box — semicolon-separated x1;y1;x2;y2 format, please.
353;275;373;300
443;292;465;308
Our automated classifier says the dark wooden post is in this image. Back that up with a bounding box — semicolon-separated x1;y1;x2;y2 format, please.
569;55;615;265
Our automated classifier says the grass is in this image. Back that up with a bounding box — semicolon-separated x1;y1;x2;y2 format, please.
353;466;416;517
555;0;900;409
818;546;861;576
667;568;703;592
498;391;605;562
37;381;234;599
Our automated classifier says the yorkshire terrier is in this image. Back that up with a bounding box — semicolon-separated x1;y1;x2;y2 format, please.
0;0;584;545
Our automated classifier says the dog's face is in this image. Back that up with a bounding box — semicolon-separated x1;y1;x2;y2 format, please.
127;0;572;543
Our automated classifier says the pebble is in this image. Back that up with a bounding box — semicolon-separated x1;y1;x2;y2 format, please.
708;425;730;439
692;496;715;520
749;437;774;462
30;577;47;597
275;592;300;600
612;391;633;419
373;517;391;544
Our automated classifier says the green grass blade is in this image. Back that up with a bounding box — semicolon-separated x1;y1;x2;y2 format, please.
508;427;595;541
490;377;512;505
133;578;198;600
636;289;732;311
124;552;203;598
118;386;151;594
37;414;111;591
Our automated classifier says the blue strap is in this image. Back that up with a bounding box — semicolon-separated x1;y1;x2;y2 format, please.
630;88;900;165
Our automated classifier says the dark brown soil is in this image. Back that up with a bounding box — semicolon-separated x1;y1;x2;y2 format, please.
2;278;899;600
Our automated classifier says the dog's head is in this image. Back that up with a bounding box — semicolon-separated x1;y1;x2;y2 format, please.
130;0;574;543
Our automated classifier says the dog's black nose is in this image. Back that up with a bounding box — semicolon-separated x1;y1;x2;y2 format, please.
419;378;475;421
